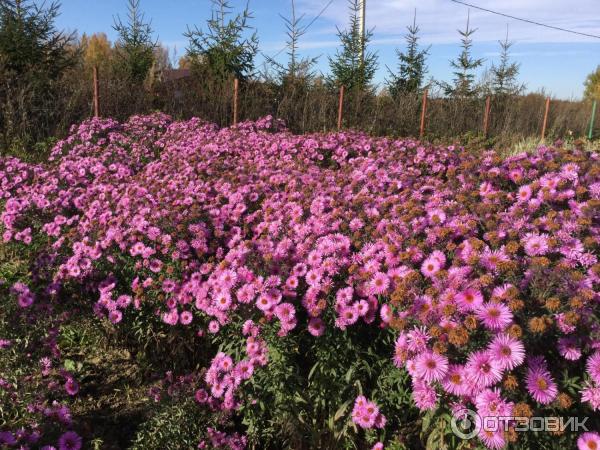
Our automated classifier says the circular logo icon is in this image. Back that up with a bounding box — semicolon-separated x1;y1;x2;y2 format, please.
451;408;481;440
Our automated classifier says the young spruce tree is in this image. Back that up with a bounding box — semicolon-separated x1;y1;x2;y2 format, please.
0;0;77;150
328;0;378;91
113;0;156;85
386;10;429;98
444;12;484;98
185;0;259;81
490;26;523;96
265;0;318;84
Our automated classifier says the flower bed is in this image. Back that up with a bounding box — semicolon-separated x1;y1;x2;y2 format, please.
1;114;599;449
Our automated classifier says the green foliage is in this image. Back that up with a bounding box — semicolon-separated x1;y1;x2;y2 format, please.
130;398;207;450
328;0;378;92
489;27;524;96
0;0;75;75
0;0;77;150
265;0;318;86
237;314;419;449
443;12;484;98
386;11;429;98
584;65;600;101
185;0;259;81
112;0;156;84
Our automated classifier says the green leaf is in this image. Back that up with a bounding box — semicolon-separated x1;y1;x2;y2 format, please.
333;399;351;422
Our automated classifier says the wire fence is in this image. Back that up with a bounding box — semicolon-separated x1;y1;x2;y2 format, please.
2;66;597;157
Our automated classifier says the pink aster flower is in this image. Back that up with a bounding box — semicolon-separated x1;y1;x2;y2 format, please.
558;337;581;361
488;334;525;371
274;303;295;322
293;263;308;277
219;269;237;288
236;284;255;304
255;294;273;312
64;377;79;396
162;309;179;326
420;256;441;278
475;388;513;418
369;272;390;295
466;350;504;388
18;292;34;308
208;320;220;334
517;185;532;202
58;431;82;450
412;379;438;411
180;310;193;325
285;275;299;289
581;384;600;411
478;428;506;450
393;333;409;367
442;365;469;396
308;318;324;337
379;304;392;323
427;208;446;224
351;396;386;430
522;232;550;256
406;326;430;353
195;388;209;403
587;352;600;385
305;268;322;287
108;309;122;324
476;302;513;331
525;365;558;405
339;305;359;326
414;351;449;383
455;288;483;312
578;432;600;450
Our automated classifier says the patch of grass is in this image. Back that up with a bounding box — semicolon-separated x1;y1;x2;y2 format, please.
59;318;155;448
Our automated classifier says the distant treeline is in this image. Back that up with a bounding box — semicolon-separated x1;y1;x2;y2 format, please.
0;0;598;157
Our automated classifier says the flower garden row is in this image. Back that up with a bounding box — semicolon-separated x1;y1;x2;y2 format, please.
0;113;599;449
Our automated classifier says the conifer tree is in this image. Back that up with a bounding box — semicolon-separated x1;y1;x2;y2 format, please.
266;0;318;84
444;12;484;97
386;10;429;98
0;0;77;149
185;0;259;81
490;26;523;96
328;0;378;91
113;0;156;84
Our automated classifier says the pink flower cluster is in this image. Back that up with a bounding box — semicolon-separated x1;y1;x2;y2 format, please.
1;113;599;448
351;396;386;429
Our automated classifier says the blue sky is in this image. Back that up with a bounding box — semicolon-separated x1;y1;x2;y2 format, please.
55;0;600;99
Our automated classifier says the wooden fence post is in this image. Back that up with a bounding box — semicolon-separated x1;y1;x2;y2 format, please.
483;96;491;137
419;88;428;139
93;66;99;118
541;97;550;141
589;99;597;140
233;78;239;126
337;85;345;130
